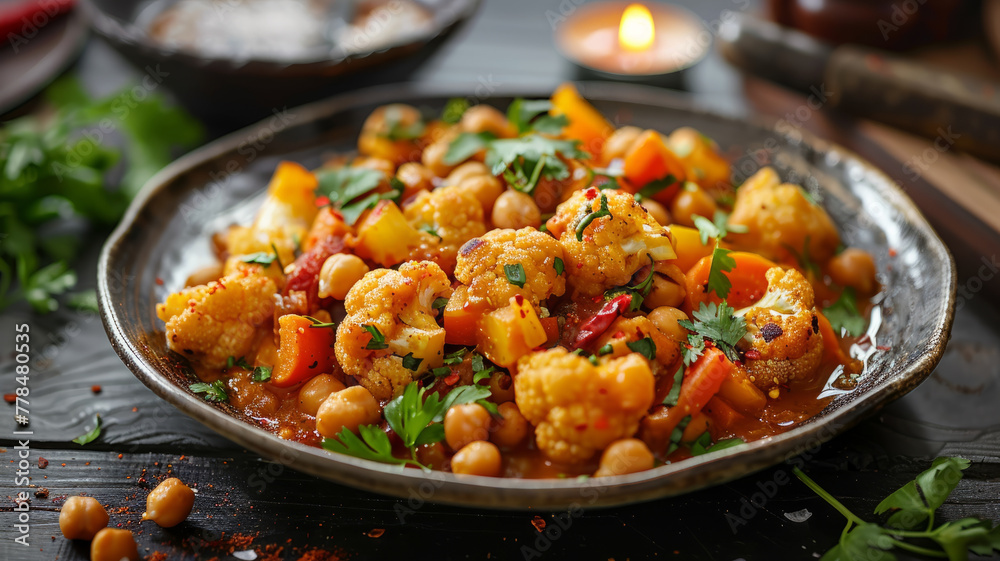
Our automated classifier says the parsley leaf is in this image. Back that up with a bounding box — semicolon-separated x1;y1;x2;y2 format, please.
554;257;565;276
823;287;867;337
504;263;527;288
875;456;971;530
706;246;736;299
636;174;678;199
441;98;470;124
487;135;586;192
692;210;747;245
444;132;495;165
506;98;567;135
401;353;423;372
251;366;272;383
71;413;102;445
575;192;612;241
315;166;390;226
190;380;228;402
662;366;684;406
626;337;656;360
678;302;747;364
362;324;388;350
382;381;495;456
322;425;420;467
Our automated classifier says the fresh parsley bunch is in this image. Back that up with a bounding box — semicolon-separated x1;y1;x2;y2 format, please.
0;76;202;313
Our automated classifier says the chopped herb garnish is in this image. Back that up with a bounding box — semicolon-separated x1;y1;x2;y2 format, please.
226;356;252;370
251;365;272;383
706;246;737;299
430;367;452;377
602;255;654;312
487;135;586;194
303;316;336;328
382;381;493;459
626;337;656;360
432;297;449;310
575;192;612;241
794;457;1000;560
441;97;470;124
554;257;565;276
636;174;677;199
382;106;426;141
662;365;684;406
597;343;613;356
322;425;421;468
421;225;441;239
444;132;495;165
442;347;468;365
692;210;747;245
473;370;492;384
315;165;395;226
823;287;867;337
678;302;747;364
504;263;527;288
506;98;568;135
667;415;691;454
269;242;285;271
71;414;102;445
362;324;388;350
401;353;423;371
190;380;228;403
690;432;744;456
241;251;278;266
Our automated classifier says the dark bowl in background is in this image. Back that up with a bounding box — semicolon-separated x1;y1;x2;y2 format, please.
78;0;481;126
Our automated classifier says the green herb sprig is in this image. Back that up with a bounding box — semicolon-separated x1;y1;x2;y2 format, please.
678;302;747;365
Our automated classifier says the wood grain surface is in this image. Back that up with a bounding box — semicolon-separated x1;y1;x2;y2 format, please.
4;0;1000;559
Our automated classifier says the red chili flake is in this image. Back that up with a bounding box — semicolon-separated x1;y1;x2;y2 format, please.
744;350;762;360
315;195;331;207
575;423;588;431
367;528;385;538
514;294;524;306
585;188;597;200
531;516;546;532
594;417;609;430
91;385;102;394
444;373;460;386
613;331;625;339
117;454;123;459
576;263;584;269
131;407;138;413
38;457;48;469
3;394;15;403
155;277;164;285
888;248;897;257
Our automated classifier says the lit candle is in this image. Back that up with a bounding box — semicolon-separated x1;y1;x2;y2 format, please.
555;1;708;80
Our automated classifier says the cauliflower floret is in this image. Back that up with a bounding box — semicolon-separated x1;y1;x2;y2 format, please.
454;227;566;310
335;261;452;400
727;167;840;265
515;347;655;463
546;188;676;297
156;270;277;369
734;267;824;393
403;186;487;274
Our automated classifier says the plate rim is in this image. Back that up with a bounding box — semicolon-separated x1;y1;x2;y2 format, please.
98;81;957;509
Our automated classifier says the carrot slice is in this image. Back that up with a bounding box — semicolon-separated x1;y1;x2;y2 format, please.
658;347;732;438
683;251;776;313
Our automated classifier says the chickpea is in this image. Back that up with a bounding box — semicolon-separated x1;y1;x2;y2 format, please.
317;254;370;300
446;161;491;185
451;440;502;477
353;156;396;177
640;198;671;225
602;126;643;163
488;371;515;403
491;190;541;229
444;403;492;450
828;248;878;296
185;263;223;287
670;184;718;227
454;172;504;215
422;129;461;178
460;105;516;138
490;402;529;448
142;477;194;528
644;263;686;309
298;374;346;416
395;162;435;200
594;439;654;477
416;442;449;470
648;306;689;344
90;528;139;561
315;386;382;437
59;496;108;540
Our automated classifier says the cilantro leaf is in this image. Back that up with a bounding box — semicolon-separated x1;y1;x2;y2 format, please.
504;263;526;288
384;383;445;449
506;98;563;134
241;251;278;266
575;192;611;241
251;365;272;383
71;413;102;445
626;337;656;360
662;365;684;406
706;246;736;299
401;353;423;372
636;174;678;199
322;425;419;467
678;302;747;364
692;210;746;245
875;456;970;529
442;347;468;365
444;132;495;165
190;380;228;402
315;165;389;225
554;257;565;276
381;106;426;141
441;98;470;124
824;287;867;337
362;324;388;350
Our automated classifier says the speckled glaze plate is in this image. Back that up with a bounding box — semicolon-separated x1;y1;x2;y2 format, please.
98;82;956;509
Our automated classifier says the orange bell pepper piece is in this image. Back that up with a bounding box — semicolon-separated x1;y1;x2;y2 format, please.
670;225;715;274
550;83;614;159
716;366;767;417
684;251;776;313
271;314;336;387
622;130;686;204
702;396;747;433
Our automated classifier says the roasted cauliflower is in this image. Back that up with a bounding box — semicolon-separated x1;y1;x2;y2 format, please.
403;185;488;275
734;266;824;394
156;270;277;369
545;188;676;297
515;347;655;463
727;167;840;265
335;261;452;400
454;227;566;310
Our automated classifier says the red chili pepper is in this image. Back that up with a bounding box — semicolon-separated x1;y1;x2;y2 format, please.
572;294;632;350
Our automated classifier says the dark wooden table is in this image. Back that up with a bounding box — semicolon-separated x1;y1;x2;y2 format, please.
4;1;1000;560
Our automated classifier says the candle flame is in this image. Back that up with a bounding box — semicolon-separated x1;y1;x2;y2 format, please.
619;4;655;52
